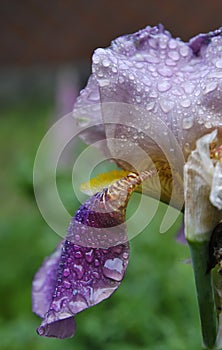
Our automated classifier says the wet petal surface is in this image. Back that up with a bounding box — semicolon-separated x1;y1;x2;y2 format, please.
73;25;222;157
33;171;154;338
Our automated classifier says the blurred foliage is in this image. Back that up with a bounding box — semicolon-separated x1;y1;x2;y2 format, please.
0;98;201;350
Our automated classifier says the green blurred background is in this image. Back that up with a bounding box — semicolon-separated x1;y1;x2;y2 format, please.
2;0;222;349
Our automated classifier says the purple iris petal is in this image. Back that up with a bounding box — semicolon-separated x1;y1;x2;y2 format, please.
73;25;222;158
34;239;128;338
32;172;152;338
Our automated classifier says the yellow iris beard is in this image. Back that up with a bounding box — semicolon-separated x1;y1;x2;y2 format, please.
80;169;130;195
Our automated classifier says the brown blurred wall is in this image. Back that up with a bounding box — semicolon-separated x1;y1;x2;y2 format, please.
1;0;222;66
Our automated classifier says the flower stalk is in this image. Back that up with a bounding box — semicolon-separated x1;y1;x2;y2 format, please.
188;240;218;349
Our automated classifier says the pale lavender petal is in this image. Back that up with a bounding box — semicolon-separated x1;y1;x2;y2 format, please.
32;242;63;318
73;75;105;145
73;25;222;159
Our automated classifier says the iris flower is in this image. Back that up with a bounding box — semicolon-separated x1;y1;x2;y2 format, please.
33;25;222;348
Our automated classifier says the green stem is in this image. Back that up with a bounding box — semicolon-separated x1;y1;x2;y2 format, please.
188;240;218;349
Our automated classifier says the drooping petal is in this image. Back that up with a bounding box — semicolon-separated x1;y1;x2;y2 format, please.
33;170;155;338
36;240;128;338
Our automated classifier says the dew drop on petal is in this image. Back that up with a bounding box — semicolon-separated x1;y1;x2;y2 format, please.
69;294;88;314
184;142;191;154
74;251;82;259
63;280;71;289
63;268;70;277
180;98;191;108
215;59;222;69
157;80;171;92
205;121;212;129
102;258;124;281
37;326;45;336
168;50;180;61
157;66;173;77
73;264;84;280
168;39;177;49
92;271;100;279
102;58;110;67
146;101;155;111
93;55;100;65
203;81;218;95
85;249;94;263
123;252;129;260
179;45;190;57
182;117;194;130
99;79;110;87
160;99;175;113
94;259;100;267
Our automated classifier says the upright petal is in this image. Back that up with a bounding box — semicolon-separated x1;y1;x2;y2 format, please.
73;25;222;157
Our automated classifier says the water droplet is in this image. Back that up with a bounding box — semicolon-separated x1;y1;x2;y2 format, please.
145;54;160;64
135;62;144;69
119;76;125;84
102;258;124;281
146;102;155;111
85;249;94;263
63;268;70;277
92;271;100;279
88;90;100;102
136;96;141;103
165;58;177;66
74;234;80;242
179;45;190;57
112;245;123;254
180;98;191;108
182;117;194;130
94;259;100;267
184;142;191;154
73;264;84;279
205;121;212;129
157;66;173;77
149;38;157;49
63;280;71;289
168;39;177;49
51;300;61;312
203;81;218;94
123;252;129;259
149;90;158;98
97;70;104;78
99;79;110;87
102;58;110;67
93;55;100;64
129;73;134;80
37;326;45;336
69;294;88;314
182;82;195;94
159;36;168;49
157;80;171;92
168;51;180;61
215;59;222;68
74;251;82;259
160;99;175;113
112;66;117;73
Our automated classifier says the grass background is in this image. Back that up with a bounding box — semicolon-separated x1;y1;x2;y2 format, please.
0;97;201;350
